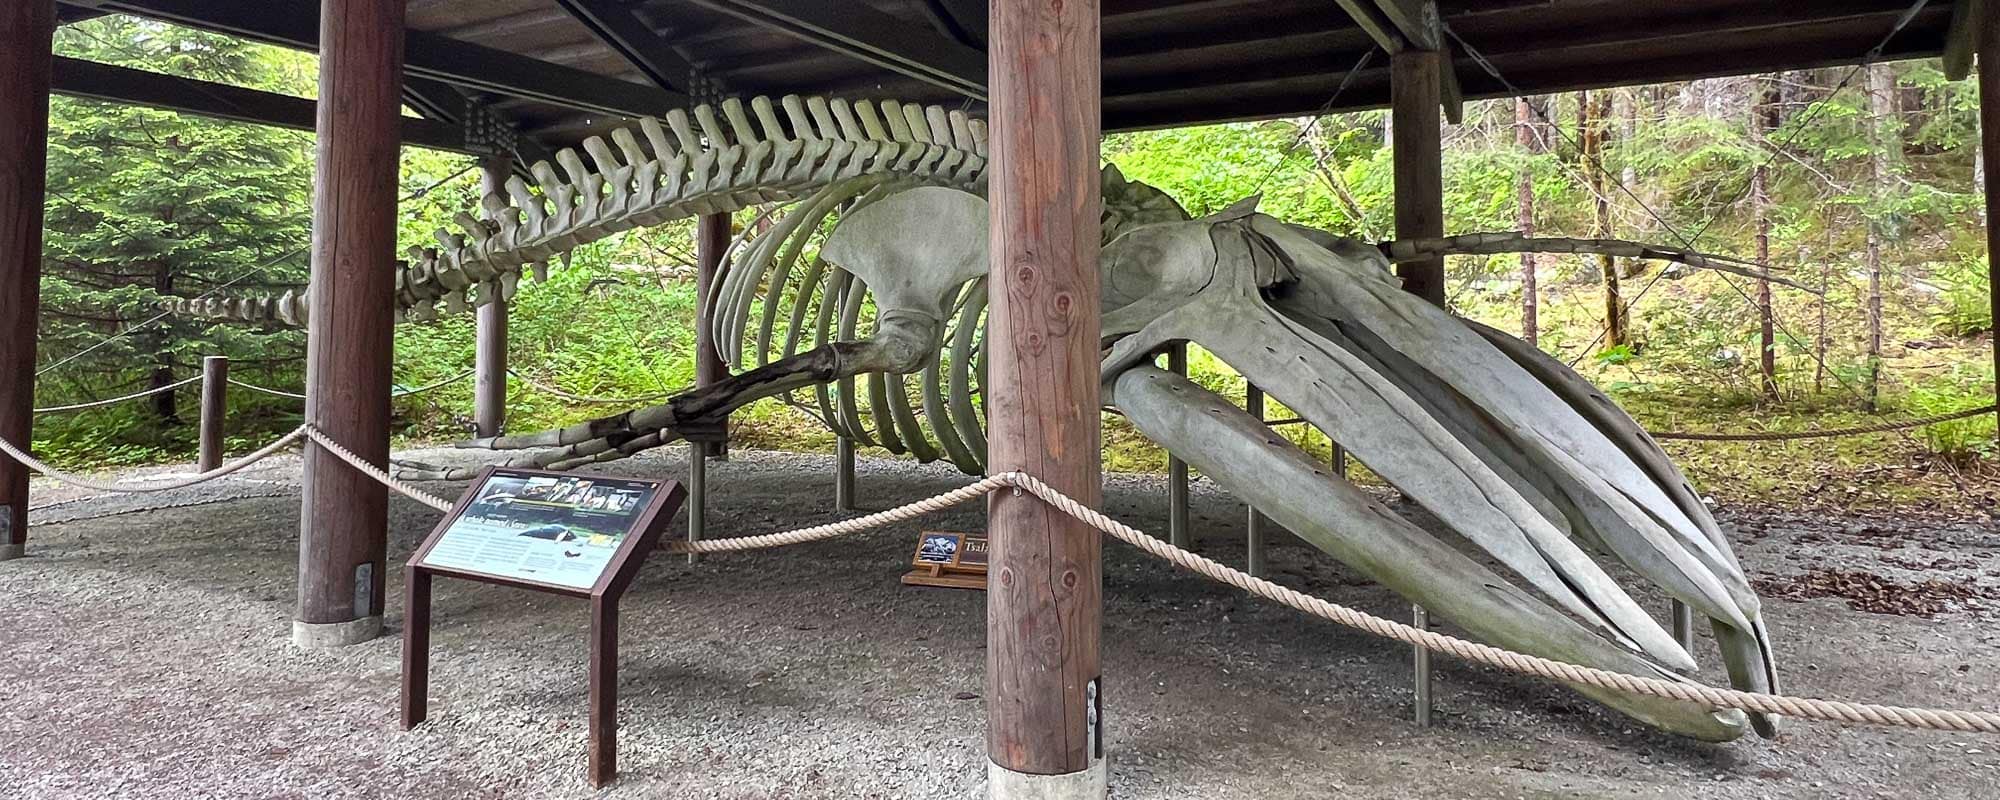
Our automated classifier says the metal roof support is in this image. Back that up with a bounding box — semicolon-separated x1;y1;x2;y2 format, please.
554;0;700;94
685;0;986;100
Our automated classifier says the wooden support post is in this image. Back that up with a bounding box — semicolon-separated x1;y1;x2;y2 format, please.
1391;48;1447;308
1980;12;2000;439
294;0;404;648
696;212;731;459
1244;384;1267;577
0;0;52;562
198;356;229;471
474;154;511;438
1671;598;1695;654
1413;604;1433;726
986;0;1105;795
1165;344;1190;549
834;435;856;511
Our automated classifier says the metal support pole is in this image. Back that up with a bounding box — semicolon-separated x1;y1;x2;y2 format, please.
695;212;730;459
198;356;229;471
0;1;53;562
1413;604;1433;727
473;154;511;438
1245;383;1267;577
294;0;404;648
1671;598;1695;653
834;435;856;512
1166;344;1190;549
686;441;707;564
987;0;1106;794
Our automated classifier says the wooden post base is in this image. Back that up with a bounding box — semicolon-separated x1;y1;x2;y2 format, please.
987;757;1108;800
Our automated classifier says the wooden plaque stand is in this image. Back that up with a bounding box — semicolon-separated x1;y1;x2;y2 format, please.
400;466;687;788
900;530;989;590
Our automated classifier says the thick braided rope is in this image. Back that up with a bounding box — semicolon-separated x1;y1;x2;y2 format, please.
665;474;1018;553
632;470;2000;734
32;375;203;414
227;379;308;399
300;427;456;512
506;369;685;405
1650;404;1996;442
0;425;308;493
228;370;476;401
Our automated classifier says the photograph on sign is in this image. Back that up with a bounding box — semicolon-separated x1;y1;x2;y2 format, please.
916;533;961;564
419;470;660;589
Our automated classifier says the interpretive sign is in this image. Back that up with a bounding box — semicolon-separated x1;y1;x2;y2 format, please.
900;530;989;590
418;471;660;590
400;466;686;788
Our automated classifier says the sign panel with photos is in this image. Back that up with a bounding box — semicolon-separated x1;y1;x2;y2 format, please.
418;470;661;591
901;530;989;590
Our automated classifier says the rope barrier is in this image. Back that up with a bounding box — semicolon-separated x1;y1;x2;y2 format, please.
226;369;476;401
1649;405;1996;442
0;425;307;493
10;422;1998;734
32;376;202;414
505;369;684;404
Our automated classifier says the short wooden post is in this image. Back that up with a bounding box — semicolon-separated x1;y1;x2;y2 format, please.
1413;604;1433;726
294;0;404;648
834;435;856;511
1392;48;1447;308
987;0;1106;794
1979;12;2000;438
1165;344;1190;549
0;0;53;562
198;355;229;471
695;212;730;459
474;154;511;438
1245;384;1267;577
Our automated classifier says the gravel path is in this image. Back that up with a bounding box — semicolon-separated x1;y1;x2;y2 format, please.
3;445;1998;799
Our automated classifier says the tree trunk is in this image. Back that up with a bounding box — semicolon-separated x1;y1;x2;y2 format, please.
1579;90;1625;347
1752;75;1780;402
1616;89;1646;279
1516;97;1538;345
147;258;178;423
1863;63;1901;411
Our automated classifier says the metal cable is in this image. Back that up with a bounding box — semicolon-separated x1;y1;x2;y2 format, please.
32;375;201;414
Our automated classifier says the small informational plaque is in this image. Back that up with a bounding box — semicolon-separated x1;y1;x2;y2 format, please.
402;466;685;789
418;470;661;590
901;530;989;590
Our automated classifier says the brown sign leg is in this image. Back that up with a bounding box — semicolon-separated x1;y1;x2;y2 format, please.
401;567;432;730
588;595;619;787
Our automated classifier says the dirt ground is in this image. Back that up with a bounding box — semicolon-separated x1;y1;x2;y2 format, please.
3;445;1999;799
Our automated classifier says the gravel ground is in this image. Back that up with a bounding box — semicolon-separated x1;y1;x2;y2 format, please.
3;445;1999;799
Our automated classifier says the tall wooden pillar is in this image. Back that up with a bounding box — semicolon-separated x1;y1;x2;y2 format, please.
0;1;54;562
695;212;730;458
294;0;404;647
1981;15;2000;437
474;153;511;438
1391;49;1447;307
986;0;1105;796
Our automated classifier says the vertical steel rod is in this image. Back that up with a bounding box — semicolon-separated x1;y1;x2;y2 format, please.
1244;383;1267;577
686;442;706;564
1671;598;1696;653
1413;604;1433;727
834;435;856;511
1166;344;1190;549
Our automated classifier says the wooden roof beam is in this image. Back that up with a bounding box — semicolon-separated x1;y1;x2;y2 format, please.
684;0;986;100
51;56;483;154
554;0;700;94
84;0;686;118
1370;1;1462;122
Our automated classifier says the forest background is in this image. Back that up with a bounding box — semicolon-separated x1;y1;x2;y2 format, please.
29;15;1999;513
